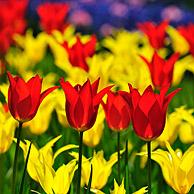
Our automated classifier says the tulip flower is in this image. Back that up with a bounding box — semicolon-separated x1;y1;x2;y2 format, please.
126;84;180;194
128;84;180;141
110;179;148;194
62;35;96;72
37;2;69;34
7;72;58;123
102;91;131;131
140;51;179;89
60;78;112;194
59;78;112;131
70;150;118;191
178;24;194;56
19;136;78;183
152;142;194;194
7;72;58;194
102;91;131;183
137;21;168;49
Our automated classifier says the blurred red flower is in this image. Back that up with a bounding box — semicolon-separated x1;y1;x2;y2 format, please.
62;35;96;72
60;78;112;131
0;0;28;54
7;72;58;123
102;91;131;131
140;51;179;89
127;84;181;141
37;2;69;34
137;21;168;49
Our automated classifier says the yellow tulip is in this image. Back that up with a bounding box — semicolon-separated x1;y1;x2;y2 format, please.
14;30;48;63
173;55;194;86
110;179;126;194
0;103;17;153
110;179;147;194
70;150;118;191
167;26;189;55
152;142;194;194
34;157;77;194
20;136;78;182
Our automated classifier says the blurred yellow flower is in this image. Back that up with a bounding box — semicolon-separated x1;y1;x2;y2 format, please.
83;107;105;147
103;29;154;92
173;55;194;86
70;150;117;191
152;142;194;194
0;103;17;153
167;26;189;56
14;30;48;63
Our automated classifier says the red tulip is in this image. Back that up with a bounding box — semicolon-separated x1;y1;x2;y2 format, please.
102;91;131;131
178;24;194;56
140;51;179;89
137;21;168;49
37;2;69;34
59;78;112;131
7;72;59;122
127;84;181;141
62;35;96;72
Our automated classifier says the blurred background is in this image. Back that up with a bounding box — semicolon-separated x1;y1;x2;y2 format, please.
27;0;194;36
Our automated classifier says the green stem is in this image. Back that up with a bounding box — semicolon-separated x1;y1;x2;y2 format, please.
125;139;128;167
0;154;5;193
77;131;83;194
125;139;129;194
117;132;121;184
12;122;23;194
19;142;32;194
147;141;152;194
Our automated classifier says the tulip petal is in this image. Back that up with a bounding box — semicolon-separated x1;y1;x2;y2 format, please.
128;84;140;109
17;96;32;121
80;79;92;125
59;78;78;102
40;86;59;103
91;78;100;95
74;97;84;128
148;101;165;138
133;105;148;139
139;86;155;116
93;85;113;106
163;88;182;111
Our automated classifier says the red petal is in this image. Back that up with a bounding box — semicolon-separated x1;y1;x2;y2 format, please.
74;97;84;128
80;79;92;125
163;88;182;111
139;86;156;116
128;84;140;109
84;35;96;57
164;52;179;73
59;78;78;102
148;101;165;138
15;77;30;102
40;86;59;103
93;85;113;106
17;95;32;121
91;78;100;95
133;105;148;139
